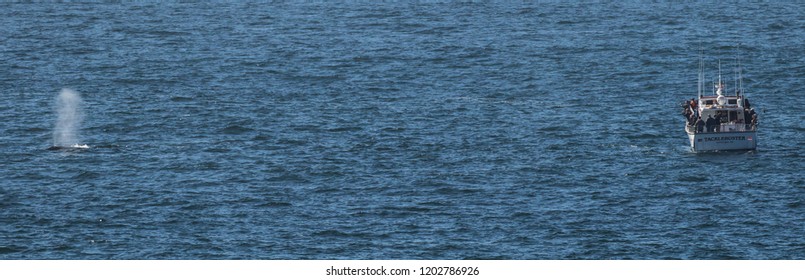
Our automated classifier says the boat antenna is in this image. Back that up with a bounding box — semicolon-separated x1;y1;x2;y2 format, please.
718;59;722;89
698;48;703;99
734;48;738;96
712;76;716;96
738;45;744;97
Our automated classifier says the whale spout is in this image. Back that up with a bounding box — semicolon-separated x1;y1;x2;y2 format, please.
53;89;85;148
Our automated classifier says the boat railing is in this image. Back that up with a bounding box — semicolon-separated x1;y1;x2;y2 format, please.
686;123;757;134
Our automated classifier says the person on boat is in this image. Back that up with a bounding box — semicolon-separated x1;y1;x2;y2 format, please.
744;108;756;130
705;115;716;132
743;98;751;109
683;108;694;123
744;109;751;124
751;114;758;130
714;113;723;132
695;116;705;133
690;98;697;110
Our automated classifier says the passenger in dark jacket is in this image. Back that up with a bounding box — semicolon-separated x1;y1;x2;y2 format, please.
705;115;715;132
695;117;705;133
714;114;723;132
744;109;751;124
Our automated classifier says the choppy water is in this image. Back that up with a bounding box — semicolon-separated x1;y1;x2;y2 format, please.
1;3;804;259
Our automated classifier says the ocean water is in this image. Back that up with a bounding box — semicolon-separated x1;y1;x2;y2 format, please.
1;2;803;259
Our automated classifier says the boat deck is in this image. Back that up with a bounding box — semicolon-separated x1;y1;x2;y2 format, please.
685;123;757;134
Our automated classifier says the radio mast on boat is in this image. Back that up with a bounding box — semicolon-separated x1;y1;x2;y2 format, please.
711;60;724;97
737;45;744;96
698;50;704;99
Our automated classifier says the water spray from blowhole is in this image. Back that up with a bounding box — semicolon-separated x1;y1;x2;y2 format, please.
50;88;89;150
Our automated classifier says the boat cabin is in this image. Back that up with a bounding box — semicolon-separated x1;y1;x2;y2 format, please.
698;95;746;124
685;82;757;134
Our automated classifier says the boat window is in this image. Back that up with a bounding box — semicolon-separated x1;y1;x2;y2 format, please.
704;100;714;105
729;111;738;121
728;99;737;105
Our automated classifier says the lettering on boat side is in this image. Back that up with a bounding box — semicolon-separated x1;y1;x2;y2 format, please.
703;136;746;142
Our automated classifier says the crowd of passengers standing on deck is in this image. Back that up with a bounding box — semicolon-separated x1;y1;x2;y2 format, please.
681;97;757;133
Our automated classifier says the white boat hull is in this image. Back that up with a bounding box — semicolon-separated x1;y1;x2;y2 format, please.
687;131;757;152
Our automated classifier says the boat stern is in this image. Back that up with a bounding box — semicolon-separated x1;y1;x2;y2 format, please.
688;131;757;152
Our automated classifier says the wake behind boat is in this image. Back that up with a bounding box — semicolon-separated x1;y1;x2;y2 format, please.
682;57;758;152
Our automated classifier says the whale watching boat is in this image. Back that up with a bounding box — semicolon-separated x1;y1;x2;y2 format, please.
682;58;758;152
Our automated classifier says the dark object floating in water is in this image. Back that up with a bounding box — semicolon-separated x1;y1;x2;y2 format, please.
47;144;90;151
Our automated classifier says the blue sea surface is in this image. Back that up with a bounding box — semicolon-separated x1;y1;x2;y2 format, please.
1;3;803;259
